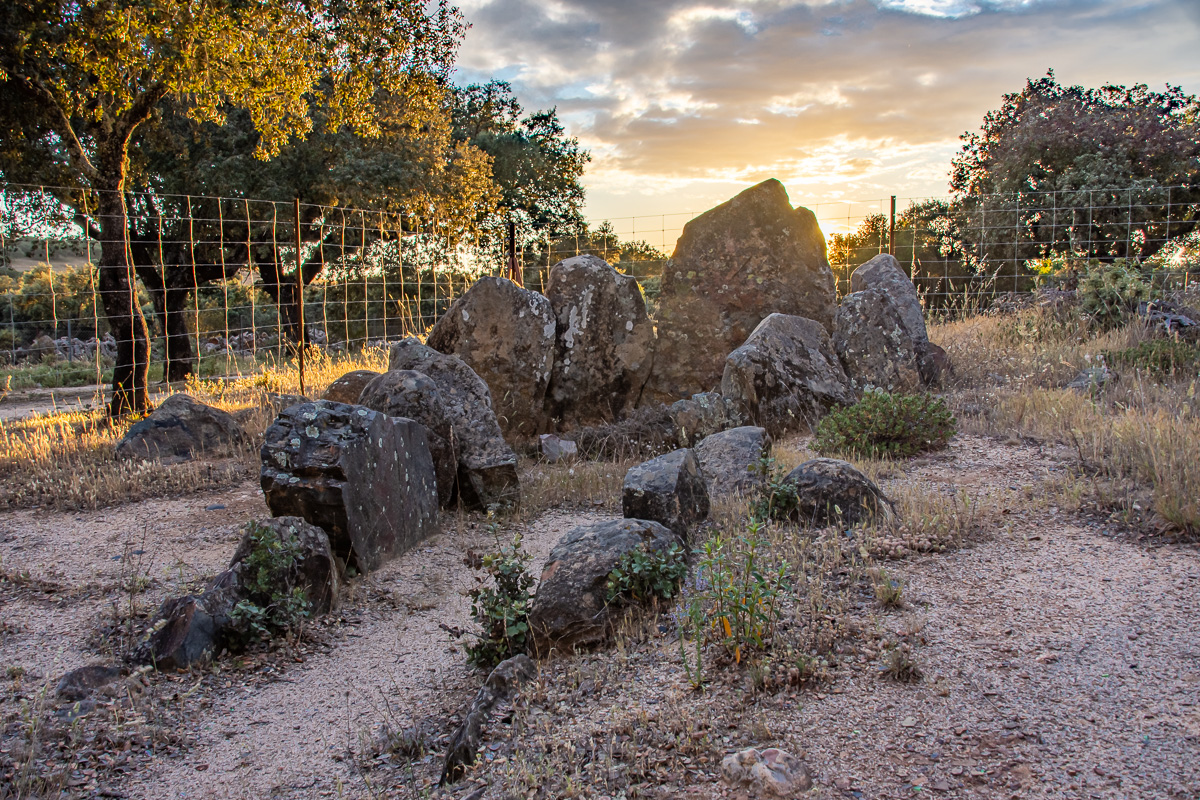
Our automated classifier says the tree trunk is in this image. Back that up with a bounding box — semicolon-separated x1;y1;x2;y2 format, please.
137;258;196;384
96;185;151;416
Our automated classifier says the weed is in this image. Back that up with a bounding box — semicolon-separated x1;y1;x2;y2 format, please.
1078;259;1153;329
606;541;688;605
225;522;313;645
882;642;923;683
466;534;536;669
1104;339;1199;377
814;390;956;459
746;455;800;523
873;569;904;608
693;522;789;665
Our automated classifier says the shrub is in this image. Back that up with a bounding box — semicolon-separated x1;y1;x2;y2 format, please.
466;534;536;669
606;541;688;605
1104;339;1199;377
226;522;312;644
1078;259;1152;329
692;523;789;665
814;390;956;459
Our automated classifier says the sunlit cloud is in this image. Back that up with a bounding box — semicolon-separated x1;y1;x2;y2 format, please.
455;0;1200;228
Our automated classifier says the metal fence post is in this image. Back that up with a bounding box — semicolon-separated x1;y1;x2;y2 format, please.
294;198;306;396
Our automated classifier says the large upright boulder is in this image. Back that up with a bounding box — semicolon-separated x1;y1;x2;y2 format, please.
833;289;922;393
543;255;656;428
358;370;457;507
426;277;556;439
260;400;440;569
721;314;855;437
387;340;520;508
116;394;245;463
529;519;676;653
644;180;837;404
850;254;927;348
622;448;709;543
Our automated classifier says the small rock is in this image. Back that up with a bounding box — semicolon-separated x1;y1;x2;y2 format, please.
539;434;578;464
694;426;772;500
900;716;918;728
622;448;710;543
55;664;123;703
721;747;813;796
780;458;890;527
529;519;677;653
115;394;246;463
1066;367;1112;392
668;392;747;447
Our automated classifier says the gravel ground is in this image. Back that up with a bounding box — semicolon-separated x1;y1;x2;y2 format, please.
1;435;1197;799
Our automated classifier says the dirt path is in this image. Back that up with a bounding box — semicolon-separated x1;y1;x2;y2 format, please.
2;437;1198;798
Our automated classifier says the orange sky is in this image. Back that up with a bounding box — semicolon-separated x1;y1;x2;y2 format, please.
455;0;1200;247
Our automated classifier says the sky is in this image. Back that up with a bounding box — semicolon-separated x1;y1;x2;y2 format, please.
453;0;1200;244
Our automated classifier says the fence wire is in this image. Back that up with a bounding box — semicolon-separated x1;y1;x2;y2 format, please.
0;181;1197;397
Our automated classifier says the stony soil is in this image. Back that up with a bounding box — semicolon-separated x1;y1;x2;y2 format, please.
0;434;1197;799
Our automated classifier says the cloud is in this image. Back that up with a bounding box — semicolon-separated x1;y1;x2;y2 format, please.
456;0;1200;223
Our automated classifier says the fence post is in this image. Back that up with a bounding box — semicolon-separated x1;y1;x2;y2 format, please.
888;195;896;258
294;198;306;396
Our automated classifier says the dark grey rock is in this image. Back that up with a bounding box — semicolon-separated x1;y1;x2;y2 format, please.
321;370;381;405
529;519;676;653
850;253;928;348
136;595;221;670
116;393;246;463
261;401;440;569
539;434;578;463
388;340;520;509
56;664;123;703
230;517;342;614
358;369;457;507
834;288;923;393
644;179;837;404
668;391;747;447
694;426;773;500
427;276;556;439
781;458;890;527
622;448;709;542
440;655;537;785
543;255;656;428
721;313;855;437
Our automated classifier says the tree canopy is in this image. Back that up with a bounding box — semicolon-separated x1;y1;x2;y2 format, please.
951;72;1200;263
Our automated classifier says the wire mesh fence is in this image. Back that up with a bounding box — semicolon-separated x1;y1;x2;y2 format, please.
1;181;1197;398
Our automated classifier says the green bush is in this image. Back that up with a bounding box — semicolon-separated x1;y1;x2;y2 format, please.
814;390;956;459
606;541;688;605
1104;339;1199;376
226;522;312;644
1078;259;1152;329
466;534;536;669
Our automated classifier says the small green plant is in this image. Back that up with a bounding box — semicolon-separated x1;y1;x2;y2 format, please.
226;522;312;644
873;569;904;609
694;522;789;665
814;390;956;459
466;534;536;668
1078;258;1152;329
1104;339;1199;377
882;642;922;683
606;541;688;605
747;456;799;523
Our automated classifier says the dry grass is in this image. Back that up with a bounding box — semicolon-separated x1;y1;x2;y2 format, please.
931;304;1200;534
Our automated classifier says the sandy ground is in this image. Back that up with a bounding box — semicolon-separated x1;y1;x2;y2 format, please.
1;435;1198;798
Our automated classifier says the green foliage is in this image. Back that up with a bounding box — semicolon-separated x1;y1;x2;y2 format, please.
747;456;800;524
1105;339;1199;376
1077;259;1153;329
873;569;904;609
692;523;789;665
226;522;312;644
814;390;956;459
466;534;536;669
606;541;688;605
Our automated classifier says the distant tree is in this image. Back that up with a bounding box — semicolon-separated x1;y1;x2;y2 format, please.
951;72;1200;270
452;81;590;239
0;0;465;414
518;222;662;290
